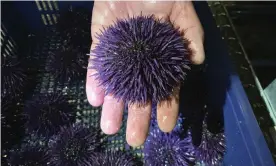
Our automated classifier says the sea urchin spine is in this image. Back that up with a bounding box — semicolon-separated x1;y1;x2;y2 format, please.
90;15;191;105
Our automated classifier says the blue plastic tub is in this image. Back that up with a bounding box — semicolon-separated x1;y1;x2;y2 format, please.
1;1;274;166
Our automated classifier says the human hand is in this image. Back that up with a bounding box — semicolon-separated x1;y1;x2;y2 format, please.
86;1;204;147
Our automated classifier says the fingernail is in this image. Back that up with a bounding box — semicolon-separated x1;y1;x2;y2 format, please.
162;115;168;123
130;132;137;141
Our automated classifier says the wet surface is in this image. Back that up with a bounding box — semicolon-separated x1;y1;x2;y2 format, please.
226;2;276;89
220;1;276;161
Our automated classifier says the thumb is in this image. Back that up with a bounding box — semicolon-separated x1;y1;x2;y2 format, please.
171;2;205;65
185;26;205;65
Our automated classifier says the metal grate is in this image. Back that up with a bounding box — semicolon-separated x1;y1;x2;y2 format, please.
1;25;18;58
35;0;59;25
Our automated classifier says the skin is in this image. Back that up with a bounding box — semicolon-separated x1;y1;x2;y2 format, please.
87;1;204;147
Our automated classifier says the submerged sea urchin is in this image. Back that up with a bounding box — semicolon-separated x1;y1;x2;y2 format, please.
24;92;75;136
91;15;191;104
1;56;26;98
48;124;101;166
195;120;226;166
143;128;195;166
46;45;88;83
7;144;50;166
94;151;138;166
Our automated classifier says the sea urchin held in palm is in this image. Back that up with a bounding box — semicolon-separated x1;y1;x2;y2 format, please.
195;119;226;166
48;124;101;166
143;128;195;166
90;15;192;105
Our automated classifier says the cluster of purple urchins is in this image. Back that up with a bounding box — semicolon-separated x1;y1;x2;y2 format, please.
94;150;138;166
1;56;26;98
46;44;88;83
48;123;101;166
24;92;75;137
144;128;195;166
7;144;50;166
90;15;191;105
194;120;226;166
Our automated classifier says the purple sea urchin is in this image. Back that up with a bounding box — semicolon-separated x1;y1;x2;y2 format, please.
7;144;50;166
1;56;26;98
46;44;88;83
94;151;138;166
91;15;191;105
48;124;101;166
143;128;195;166
24;92;75;136
195;120;226;166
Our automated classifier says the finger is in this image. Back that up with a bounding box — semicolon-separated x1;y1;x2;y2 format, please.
100;94;124;134
170;2;205;64
87;6;108;107
87;1;129;106
126;103;151;147
86;62;105;107
157;88;180;132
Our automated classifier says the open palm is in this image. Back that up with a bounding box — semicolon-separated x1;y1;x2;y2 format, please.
86;1;204;147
